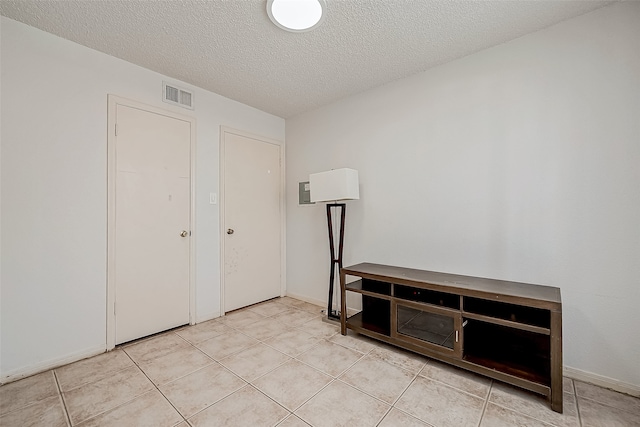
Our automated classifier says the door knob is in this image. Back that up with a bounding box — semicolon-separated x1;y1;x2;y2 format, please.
227;229;234;235
180;230;188;237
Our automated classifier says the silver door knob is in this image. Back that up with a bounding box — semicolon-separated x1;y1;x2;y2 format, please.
227;229;234;234
180;230;188;237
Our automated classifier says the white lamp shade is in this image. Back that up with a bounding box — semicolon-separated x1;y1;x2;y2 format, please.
309;168;360;202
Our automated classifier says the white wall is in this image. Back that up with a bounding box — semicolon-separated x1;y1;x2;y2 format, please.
0;17;285;380
286;2;640;391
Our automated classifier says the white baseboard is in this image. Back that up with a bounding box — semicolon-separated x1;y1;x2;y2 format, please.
284;292;359;316
1;314;225;386
284;292;325;308
564;366;640;397
1;345;106;385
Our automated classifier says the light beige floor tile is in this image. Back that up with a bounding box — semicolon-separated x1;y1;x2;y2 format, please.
76;389;182;427
0;370;59;415
378;408;431;427
489;383;579;427
301;314;335;325
138;345;213;385
239;317;287;341
295;380;390;427
248;300;289;317
419;360;491;398
368;344;427;374
159;363;246;418
188;385;288;427
277;414;311;427
264;329;321;357
288;300;324;315
277;297;301;307
395;376;484;427
296;340;363;377
253;360;332;411
329;332;377;354
195;330;259;360
13;297;620;427
578;395;640;427
63;365;153;425
480;403;551;427
339;355;415;404
0;395;68;427
297;318;339;339
575;380;640;415
563;377;574;394
175;319;231;344
55;350;134;392
222;310;266;329
123;333;190;364
220;343;290;382
272;308;320;327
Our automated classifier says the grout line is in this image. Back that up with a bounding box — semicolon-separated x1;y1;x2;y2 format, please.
248;383;293;422
476;380;492;427
417;373;491;401
126;350;188;424
375;405;394;427
572;379;584;427
179;378;249;421
573;392;582;427
390;371;419;407
81;389;161;425
481;392;567;427
576;397;584;427
52;370;73;427
59;363;138;394
334;376;392;407
287;378;338;423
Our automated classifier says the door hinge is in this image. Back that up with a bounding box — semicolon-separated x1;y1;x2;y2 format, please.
114;302;116;315
115;123;118;136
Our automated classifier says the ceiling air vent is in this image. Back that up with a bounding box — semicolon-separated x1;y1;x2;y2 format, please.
162;82;194;110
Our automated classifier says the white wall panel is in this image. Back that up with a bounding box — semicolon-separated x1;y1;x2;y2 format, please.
0;17;284;380
286;2;640;390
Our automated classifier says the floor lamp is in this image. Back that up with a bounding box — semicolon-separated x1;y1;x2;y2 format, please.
309;168;359;320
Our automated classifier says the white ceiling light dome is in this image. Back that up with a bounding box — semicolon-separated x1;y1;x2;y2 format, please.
267;0;326;32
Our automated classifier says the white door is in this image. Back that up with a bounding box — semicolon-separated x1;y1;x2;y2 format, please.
222;129;282;312
113;103;191;344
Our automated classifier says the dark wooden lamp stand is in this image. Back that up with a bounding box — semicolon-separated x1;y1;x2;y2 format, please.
326;203;346;320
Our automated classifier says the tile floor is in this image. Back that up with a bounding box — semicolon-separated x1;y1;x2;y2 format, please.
1;296;639;426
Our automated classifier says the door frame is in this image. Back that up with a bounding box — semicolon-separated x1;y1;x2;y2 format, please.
106;95;197;350
219;126;286;316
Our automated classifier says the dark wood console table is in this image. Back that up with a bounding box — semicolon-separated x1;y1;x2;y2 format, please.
340;262;563;413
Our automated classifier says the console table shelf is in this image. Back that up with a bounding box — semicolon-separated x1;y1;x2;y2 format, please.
340;262;563;413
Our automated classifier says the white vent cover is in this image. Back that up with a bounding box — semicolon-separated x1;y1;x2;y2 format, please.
162;82;194;110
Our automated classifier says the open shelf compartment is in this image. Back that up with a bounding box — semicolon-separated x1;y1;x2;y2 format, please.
395;284;460;309
463;318;551;386
362;278;392;296
346;295;391;336
463;296;550;329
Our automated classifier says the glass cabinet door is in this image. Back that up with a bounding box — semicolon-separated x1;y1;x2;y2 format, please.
393;301;462;355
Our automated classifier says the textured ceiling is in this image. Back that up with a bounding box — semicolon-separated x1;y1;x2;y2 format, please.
0;0;615;118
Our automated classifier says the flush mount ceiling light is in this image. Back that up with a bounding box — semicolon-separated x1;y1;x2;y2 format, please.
267;0;326;32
